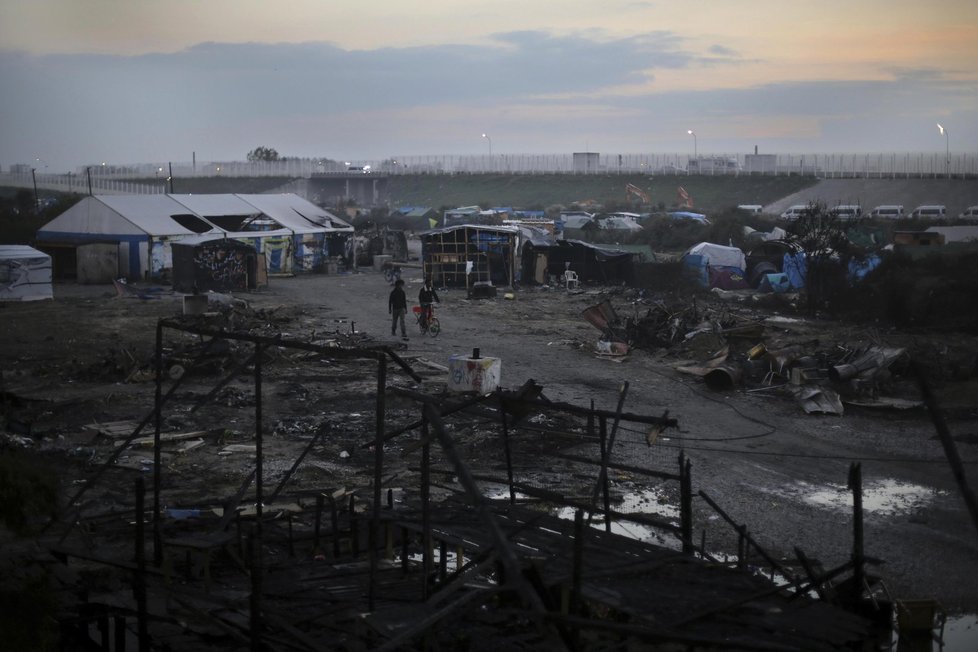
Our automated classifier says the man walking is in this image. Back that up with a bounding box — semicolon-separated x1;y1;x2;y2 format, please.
388;279;408;340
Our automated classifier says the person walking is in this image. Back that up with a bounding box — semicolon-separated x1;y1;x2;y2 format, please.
388;279;408;340
418;278;440;329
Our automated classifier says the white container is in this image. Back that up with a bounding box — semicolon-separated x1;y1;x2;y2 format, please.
447;354;501;394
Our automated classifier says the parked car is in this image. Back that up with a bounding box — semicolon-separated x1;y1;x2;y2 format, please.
868;205;904;219
958;206;978;220
779;205;808;221
829;205;862;220
909;205;946;219
737;204;763;215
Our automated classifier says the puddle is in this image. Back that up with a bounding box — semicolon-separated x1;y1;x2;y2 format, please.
553;487;680;545
941;613;978;651
783;478;945;515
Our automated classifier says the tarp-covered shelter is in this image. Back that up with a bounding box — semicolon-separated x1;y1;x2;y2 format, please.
442;206;483;227
420;225;518;289
520;239;636;286
681;242;747;288
171;236;263;293
36;194;352;281
0;245;53;301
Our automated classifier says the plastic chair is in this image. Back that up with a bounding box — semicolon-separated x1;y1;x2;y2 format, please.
565;271;579;290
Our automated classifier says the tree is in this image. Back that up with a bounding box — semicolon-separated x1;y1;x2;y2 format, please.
247;146;280;162
785;201;855;316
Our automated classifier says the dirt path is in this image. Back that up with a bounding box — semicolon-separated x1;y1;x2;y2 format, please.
3;264;977;615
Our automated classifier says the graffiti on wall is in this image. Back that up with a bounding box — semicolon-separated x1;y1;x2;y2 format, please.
194;246;247;289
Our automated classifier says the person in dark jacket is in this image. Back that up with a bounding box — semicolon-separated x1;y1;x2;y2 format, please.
388;279;408;339
418;279;440;329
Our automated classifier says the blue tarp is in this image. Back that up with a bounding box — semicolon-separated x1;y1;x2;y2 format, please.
758;273;791;293
848;254;882;282
782;252;807;289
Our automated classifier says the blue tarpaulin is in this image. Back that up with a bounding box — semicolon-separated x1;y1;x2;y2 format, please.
782;252;807;289
758;272;792;293
848;254;882;282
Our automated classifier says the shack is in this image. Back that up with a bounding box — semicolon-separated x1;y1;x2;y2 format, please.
520;239;636;285
420;225;518;289
171;237;263;293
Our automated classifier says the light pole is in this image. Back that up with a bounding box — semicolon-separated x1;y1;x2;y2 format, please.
481;133;492;157
937;123;949;178
687;130;697;159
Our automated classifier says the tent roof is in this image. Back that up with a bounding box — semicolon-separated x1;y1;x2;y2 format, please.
39;193;351;241
39;195;216;238
0;244;51;260
236;194;353;233
169;193;261;218
601;216;643;231
97;194;219;235
684;242;746;269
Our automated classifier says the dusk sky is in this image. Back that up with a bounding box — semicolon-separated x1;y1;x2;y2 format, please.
2;0;976;173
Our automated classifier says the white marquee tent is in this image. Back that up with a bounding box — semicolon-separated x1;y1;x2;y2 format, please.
0;245;54;301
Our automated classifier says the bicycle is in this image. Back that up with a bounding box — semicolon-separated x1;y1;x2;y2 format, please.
412;304;441;337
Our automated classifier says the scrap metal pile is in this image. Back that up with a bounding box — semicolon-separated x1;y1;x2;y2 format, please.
582;298;926;415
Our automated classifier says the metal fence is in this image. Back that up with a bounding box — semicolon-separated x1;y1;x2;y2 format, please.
2;151;975;194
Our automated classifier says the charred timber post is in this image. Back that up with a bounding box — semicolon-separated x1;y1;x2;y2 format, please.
370;353;387;610
589;382;629;531
912;361;978;539
698;490;794;578
314;494;323;555
497;395;516;504
254;342;264;527
55;328;225;536
134;478;149;652
848;462;864;605
268;423;329;503
248;532;263;652
421;416;432;600
252;342;265;652
156;319;423;382
421;403;552;619
572;509;584;618
599;417;611;533
153;321;163;566
330;496;340;557
680;452;693;555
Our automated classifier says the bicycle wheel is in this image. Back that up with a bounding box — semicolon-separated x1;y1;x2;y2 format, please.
427;317;440;337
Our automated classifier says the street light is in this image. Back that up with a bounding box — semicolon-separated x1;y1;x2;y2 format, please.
481;133;492;156
937;123;949;178
687;130;697;159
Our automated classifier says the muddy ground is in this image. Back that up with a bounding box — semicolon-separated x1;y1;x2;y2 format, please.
2;254;978;623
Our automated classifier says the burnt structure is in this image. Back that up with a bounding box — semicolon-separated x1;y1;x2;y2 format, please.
38;319;892;651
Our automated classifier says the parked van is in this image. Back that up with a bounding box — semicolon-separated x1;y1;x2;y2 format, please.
829;205;862;220
737;204;763;215
958;206;978;220
910;205;946;219
779;205;808;220
869;205;904;219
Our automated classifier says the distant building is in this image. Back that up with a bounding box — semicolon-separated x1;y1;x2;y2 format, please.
573;152;600;173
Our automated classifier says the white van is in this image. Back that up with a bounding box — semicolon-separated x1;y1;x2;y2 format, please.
958;206;978;220
830;205;862;220
779;205;808;221
910;205;946;219
869;205;904;219
737;204;763;215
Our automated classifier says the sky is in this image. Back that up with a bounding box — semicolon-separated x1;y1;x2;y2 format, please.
1;0;977;173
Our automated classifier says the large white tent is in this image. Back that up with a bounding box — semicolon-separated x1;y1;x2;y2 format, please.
0;245;54;301
36;194;353;281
